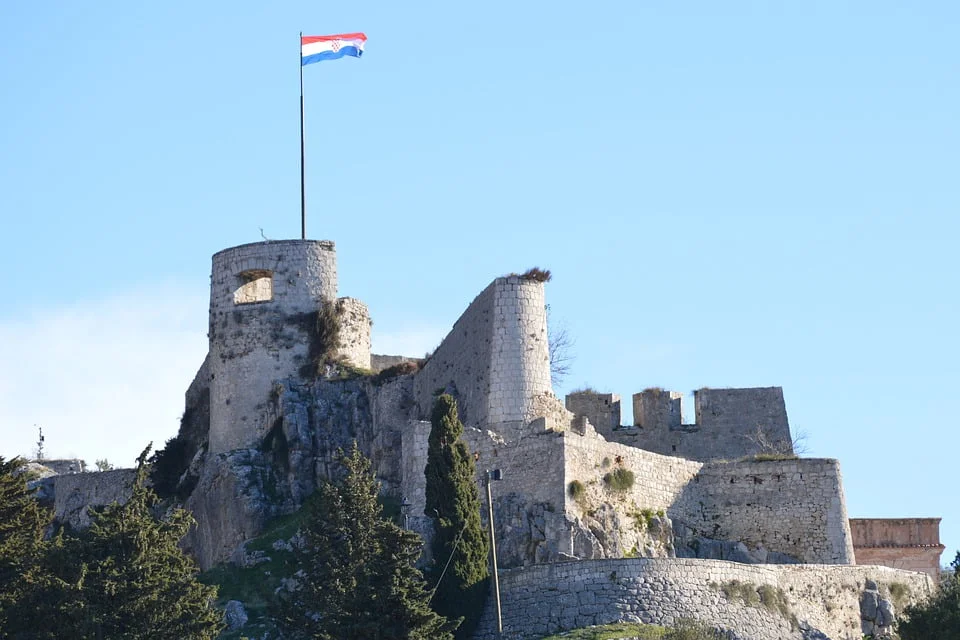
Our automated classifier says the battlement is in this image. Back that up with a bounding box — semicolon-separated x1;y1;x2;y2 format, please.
564;386;792;461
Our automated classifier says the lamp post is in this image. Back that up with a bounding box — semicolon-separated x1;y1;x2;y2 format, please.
486;469;503;635
400;497;411;530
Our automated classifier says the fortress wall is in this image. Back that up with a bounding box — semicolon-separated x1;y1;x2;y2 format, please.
565;392;621;438
474;558;934;640
681;459;856;565
208;240;337;453
413;277;551;431
587;387;792;462
335;297;371;370
563;430;703;515
52;469;137;529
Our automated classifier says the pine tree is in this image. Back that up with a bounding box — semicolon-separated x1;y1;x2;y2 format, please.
2;448;223;640
899;552;960;640
0;456;51;633
424;394;490;639
279;442;456;640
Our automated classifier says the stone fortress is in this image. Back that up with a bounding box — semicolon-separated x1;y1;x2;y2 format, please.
44;239;946;640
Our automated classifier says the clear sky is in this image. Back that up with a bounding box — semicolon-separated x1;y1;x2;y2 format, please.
1;2;957;564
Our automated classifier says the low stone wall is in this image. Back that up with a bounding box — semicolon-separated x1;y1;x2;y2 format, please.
474;558;934;640
52;469;137;529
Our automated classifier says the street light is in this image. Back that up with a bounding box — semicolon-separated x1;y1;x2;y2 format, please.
400;497;412;530
486;469;503;635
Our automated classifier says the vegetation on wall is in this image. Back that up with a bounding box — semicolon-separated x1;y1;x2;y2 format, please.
298;300;343;378
277;443;455;640
424;394;490;640
604;466;636;493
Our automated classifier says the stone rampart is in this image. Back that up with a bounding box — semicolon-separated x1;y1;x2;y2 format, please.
208;240;337;454
568;387;793;461
680;459;855;565
474;558;934;640
413;277;551;433
52;469;137;529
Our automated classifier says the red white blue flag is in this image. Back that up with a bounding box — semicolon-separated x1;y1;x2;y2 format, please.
301;33;367;65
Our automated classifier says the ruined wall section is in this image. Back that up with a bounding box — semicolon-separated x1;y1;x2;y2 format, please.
334;297;371;370
681;459;856;565
208;240;337;454
413;277;551;434
474;558;934;640
565;392;621;438
52;469;137;529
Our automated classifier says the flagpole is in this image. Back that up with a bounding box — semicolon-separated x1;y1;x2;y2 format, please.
299;32;306;240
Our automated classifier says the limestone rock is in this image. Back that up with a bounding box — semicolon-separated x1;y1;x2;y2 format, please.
223;600;248;630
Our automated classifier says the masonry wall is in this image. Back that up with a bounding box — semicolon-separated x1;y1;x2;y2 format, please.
565;392;621;438
581;387;793;462
208;240;337;453
473;558;934;640
413;277;551;432
335;297;372;370
52;469;137;529
680;459;856;564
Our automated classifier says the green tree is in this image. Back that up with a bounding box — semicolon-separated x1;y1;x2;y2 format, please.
424;394;490;639
278;442;455;640
2;448;223;640
898;552;960;640
0;456;51;633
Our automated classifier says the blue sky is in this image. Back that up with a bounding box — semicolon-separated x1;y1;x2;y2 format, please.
1;2;957;564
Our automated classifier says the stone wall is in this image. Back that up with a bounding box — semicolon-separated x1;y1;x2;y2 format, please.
565;392;621;438
570;387;793;462
334;297;371;370
52;469;137;529
413;277;551;434
474;558;934;640
559;428;854;565
680;459;855;565
851;518;945;580
208;240;337;454
370;354;423;373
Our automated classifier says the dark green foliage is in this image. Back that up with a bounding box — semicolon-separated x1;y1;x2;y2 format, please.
1;448;223;640
0;457;51;633
298;301;343;378
568;480;586;500
424;394;490;639
520;267;552;282
603;466;635;492
373;360;422;384
278;443;455;640
149;434;192;500
899;552;960;640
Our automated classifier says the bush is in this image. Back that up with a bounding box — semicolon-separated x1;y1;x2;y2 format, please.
568;480;586;500
664;619;726;639
603;467;635;492
519;267;552;282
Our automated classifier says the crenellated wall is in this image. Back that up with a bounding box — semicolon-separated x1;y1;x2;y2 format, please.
413;276;551;434
566;387;793;462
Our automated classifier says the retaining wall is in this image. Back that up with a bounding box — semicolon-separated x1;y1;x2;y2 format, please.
474;558;934;640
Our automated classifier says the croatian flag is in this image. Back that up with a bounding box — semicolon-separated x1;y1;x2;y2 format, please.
301;33;367;65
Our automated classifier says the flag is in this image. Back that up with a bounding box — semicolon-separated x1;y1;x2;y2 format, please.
301;33;367;65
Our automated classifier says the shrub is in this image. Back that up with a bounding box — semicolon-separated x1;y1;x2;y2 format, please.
665;619;727;639
603;467;635;492
519;267;552;282
568;480;586;500
373;361;421;384
887;581;911;610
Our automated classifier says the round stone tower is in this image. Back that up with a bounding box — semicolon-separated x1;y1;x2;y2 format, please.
207;240;369;454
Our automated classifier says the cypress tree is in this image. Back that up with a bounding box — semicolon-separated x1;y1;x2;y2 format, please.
279;442;456;640
424;394;490;639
